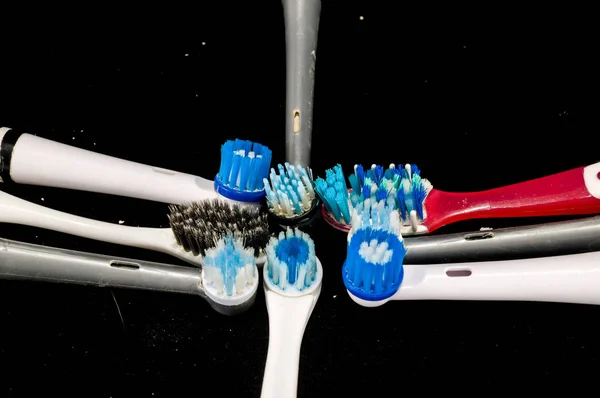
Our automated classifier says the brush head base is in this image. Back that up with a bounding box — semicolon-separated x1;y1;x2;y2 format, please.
202;265;260;315
213;176;266;203
268;197;321;230
342;259;403;302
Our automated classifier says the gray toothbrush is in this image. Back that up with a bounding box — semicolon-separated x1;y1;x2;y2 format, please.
283;0;321;167
0;237;257;316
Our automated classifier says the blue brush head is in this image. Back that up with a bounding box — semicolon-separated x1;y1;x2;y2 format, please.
202;233;257;298
214;139;273;202
342;226;407;301
265;228;318;292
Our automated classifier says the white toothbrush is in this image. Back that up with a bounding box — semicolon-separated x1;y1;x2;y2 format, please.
260;228;322;398
346;248;600;308
0;189;268;267
0;127;272;206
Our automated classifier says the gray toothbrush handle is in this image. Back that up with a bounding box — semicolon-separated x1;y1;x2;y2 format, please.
0;237;204;295
403;216;600;264
283;0;321;167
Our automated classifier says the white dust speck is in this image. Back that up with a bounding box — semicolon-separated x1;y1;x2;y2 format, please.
202;42;206;45
463;45;467;48
333;295;337;298
41;198;44;201
93;142;96;145
72;137;75;140
359;16;364;20
480;227;493;231
118;220;125;224
425;80;428;83
184;53;189;57
80;129;84;132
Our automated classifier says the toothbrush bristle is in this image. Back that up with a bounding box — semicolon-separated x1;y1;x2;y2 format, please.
342;226;407;301
167;199;270;257
216;139;273;192
312;164;352;224
263;163;317;218
347;163;432;225
203;233;257;297
265;228;317;292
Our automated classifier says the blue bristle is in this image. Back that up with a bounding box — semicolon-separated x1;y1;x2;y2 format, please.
361;184;370;200
342;227;407;301
312;165;351;223
265;229;317;292
373;165;384;183
335;191;351;223
202;234;255;297
396;189;407;219
411;175;428;220
376;186;387;202
217;139;272;192
355;165;365;187
410;164;420;176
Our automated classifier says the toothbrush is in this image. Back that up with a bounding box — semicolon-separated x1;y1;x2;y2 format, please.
261;228;322;398
0;127;272;206
263;162;321;227
282;0;321;167
0;190;270;267
0;236;258;316
316;162;600;235
344;247;600;308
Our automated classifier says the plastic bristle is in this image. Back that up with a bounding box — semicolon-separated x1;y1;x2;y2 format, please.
265;228;317;292
342;227;406;301
217;139;272;192
203;234;256;297
264;163;317;218
168;199;270;257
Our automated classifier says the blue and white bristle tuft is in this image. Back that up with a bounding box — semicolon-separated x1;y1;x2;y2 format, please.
349;198;402;237
342;204;407;301
202;233;257;297
313;164;352;224
216;139;273;193
265;228;317;292
263;163;317;218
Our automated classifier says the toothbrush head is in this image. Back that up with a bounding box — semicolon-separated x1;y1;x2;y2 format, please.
167;198;271;265
313;164;352;229
342;219;407;306
319;163;433;234
263;163;320;227
214;139;273;203
201;233;259;315
263;228;322;298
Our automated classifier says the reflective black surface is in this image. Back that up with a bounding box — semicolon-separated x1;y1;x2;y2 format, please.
1;3;600;396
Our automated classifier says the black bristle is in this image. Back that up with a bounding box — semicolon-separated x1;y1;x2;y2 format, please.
167;198;272;256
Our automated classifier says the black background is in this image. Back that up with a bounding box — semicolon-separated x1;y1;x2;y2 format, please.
1;2;600;396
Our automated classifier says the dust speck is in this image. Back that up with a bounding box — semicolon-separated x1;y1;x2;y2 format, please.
359;16;364;20
41;198;44;201
119;220;125;224
202;42;206;46
333;295;337;298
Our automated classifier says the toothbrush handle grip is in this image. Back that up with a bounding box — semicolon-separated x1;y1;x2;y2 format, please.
0;237;202;295
396;251;600;305
0;189;161;250
0;127;217;204
260;292;314;398
283;0;321;167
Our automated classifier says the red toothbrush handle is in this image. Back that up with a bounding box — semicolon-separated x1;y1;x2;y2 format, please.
426;162;600;231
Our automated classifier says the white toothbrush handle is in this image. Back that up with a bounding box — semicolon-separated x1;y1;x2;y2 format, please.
395;251;600;305
0;189;165;250
260;292;314;398
0;127;218;204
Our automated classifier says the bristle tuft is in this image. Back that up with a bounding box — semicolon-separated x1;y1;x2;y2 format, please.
167;199;270;257
216;139;272;192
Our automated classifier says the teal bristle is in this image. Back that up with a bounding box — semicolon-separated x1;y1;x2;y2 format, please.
313;164;352;224
265;228;317;291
